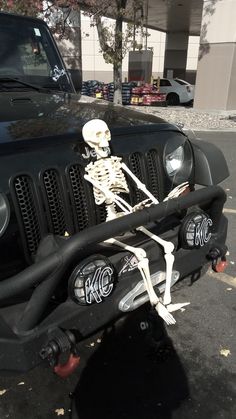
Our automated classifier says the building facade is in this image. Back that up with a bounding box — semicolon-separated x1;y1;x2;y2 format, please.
80;13;199;84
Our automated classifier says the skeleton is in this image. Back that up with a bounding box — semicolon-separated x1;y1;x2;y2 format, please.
82;119;189;325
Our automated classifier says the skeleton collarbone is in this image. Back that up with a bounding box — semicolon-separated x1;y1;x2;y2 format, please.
85;156;129;205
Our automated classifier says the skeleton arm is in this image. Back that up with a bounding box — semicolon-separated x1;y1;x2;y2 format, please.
121;162;159;205
122;162;188;203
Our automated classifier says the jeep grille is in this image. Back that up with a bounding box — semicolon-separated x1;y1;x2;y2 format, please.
11;150;164;261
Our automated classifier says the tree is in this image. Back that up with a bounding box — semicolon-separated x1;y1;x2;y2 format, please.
0;1;81;35
0;0;42;15
80;0;145;104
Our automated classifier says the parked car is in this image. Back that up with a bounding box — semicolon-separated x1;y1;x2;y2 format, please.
0;12;229;375
158;78;194;106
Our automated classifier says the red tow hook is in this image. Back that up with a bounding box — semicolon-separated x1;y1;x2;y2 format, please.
213;257;228;273
54;353;80;378
208;247;228;273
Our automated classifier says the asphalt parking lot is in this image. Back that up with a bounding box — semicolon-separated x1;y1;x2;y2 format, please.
0;131;235;419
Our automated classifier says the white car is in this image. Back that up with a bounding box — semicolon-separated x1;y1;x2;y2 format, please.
158;78;194;106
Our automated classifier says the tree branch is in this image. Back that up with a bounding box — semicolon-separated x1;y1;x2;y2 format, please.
95;15;114;57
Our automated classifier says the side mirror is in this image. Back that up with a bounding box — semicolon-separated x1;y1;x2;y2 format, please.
67;69;82;92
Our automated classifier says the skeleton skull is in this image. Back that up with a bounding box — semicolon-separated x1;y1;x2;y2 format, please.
82;119;111;158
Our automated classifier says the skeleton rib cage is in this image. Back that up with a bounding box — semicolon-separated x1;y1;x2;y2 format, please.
85;156;130;205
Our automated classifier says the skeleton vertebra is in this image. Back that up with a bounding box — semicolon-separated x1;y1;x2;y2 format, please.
82;119;189;325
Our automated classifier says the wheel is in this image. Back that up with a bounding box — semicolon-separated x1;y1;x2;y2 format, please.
166;93;180;106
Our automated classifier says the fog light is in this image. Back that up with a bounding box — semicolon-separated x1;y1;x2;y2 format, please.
180;211;213;249
69;255;115;305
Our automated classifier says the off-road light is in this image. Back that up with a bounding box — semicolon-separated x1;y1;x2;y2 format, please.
0;193;10;237
68;255;115;305
180;211;213;249
165;145;184;177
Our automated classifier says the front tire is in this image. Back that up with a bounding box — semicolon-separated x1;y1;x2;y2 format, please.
166;93;180;106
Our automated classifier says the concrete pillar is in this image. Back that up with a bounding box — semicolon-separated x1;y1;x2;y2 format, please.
163;32;189;79
194;0;236;110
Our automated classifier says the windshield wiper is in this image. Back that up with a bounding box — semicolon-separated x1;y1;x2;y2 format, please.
0;77;50;93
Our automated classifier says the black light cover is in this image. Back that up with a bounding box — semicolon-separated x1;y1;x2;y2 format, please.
69;255;115;305
180;211;213;249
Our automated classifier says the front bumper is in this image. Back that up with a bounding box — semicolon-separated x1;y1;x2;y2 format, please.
0;185;228;371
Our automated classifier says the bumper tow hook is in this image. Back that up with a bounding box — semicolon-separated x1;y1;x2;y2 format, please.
208;247;228;273
212;257;227;273
54;353;80;378
40;330;80;378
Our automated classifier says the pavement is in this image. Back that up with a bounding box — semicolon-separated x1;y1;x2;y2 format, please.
0;129;235;419
71;270;236;419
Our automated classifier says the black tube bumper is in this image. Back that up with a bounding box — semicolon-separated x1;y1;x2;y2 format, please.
0;185;228;372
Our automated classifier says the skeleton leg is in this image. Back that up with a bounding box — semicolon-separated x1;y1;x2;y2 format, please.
137;226;174;305
105;238;176;325
137;226;190;312
120;166;186;304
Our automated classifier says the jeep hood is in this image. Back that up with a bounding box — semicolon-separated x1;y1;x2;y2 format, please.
0;91;169;144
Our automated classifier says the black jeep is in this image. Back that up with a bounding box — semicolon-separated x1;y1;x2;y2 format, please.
0;12;229;374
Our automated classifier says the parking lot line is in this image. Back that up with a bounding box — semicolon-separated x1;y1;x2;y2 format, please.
208;270;236;287
223;208;236;214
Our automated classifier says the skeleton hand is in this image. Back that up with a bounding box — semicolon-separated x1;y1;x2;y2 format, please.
132;199;153;212
164;182;189;201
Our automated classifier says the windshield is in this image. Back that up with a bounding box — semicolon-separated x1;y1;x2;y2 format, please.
0;14;73;92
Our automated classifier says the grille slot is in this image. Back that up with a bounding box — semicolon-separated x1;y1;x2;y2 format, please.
128;152;147;204
146;149;163;201
128;150;163;203
42;169;67;236
13;175;41;257
68;164;96;230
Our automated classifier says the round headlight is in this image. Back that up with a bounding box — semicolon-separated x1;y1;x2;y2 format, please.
165;145;184;177
0;193;10;237
164;134;193;183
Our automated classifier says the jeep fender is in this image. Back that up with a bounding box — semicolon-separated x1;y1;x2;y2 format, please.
191;138;229;185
